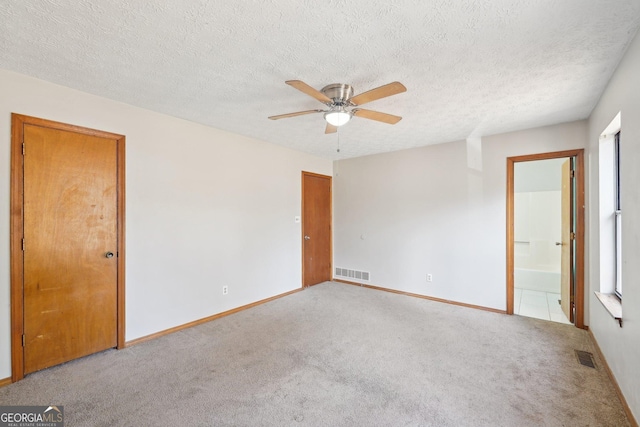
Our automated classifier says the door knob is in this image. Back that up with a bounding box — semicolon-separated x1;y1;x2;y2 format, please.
304;235;310;240
105;252;114;258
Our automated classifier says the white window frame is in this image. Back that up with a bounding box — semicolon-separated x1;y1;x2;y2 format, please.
614;131;622;298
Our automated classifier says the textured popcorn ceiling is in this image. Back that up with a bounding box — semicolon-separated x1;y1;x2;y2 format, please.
1;1;639;159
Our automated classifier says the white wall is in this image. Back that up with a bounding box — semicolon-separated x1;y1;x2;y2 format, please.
588;29;640;420
333;120;587;311
514;157;565;193
514;191;562;272
0;69;332;379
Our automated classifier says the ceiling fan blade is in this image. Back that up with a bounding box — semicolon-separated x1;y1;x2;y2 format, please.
286;80;332;104
353;109;402;124
349;82;406;106
325;123;338;134
268;109;324;120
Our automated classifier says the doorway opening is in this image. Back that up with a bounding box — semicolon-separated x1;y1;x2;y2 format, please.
506;150;585;329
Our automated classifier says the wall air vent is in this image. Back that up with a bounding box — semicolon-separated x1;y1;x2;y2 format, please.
335;267;370;282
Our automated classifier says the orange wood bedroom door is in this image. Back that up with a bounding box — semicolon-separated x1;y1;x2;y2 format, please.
560;159;573;322
12;114;125;378
302;172;332;287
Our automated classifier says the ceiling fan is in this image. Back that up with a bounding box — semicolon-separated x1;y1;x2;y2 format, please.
268;80;407;134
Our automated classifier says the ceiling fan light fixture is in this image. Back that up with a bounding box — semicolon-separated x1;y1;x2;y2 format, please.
324;109;352;127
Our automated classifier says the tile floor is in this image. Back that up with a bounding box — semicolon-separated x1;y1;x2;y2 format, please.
514;288;572;324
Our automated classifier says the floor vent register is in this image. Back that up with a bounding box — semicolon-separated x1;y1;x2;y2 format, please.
575;350;596;369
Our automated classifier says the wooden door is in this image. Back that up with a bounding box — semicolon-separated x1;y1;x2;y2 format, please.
11;114;125;379
302;172;332;287
560;159;573;322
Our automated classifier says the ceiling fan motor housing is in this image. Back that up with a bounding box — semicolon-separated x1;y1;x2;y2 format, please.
321;84;354;106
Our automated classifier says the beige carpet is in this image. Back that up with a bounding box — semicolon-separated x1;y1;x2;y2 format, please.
0;281;630;426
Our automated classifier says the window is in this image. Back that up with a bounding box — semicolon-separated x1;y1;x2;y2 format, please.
614;131;622;297
596;114;622;323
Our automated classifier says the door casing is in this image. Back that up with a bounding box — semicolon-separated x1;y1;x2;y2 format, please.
506;149;585;329
10;113;126;382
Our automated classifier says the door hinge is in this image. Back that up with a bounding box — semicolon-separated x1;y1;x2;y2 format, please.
22;238;25;251
22;143;25;156
22;335;25;347
570;170;575;178
570;232;576;240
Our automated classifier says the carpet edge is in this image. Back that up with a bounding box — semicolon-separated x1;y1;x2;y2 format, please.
125;287;304;347
333;279;506;314
588;328;638;427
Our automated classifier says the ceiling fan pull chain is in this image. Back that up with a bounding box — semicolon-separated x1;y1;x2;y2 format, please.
337;131;340;153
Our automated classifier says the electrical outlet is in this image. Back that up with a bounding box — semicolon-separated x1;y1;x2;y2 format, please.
222;286;228;295
427;274;433;282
